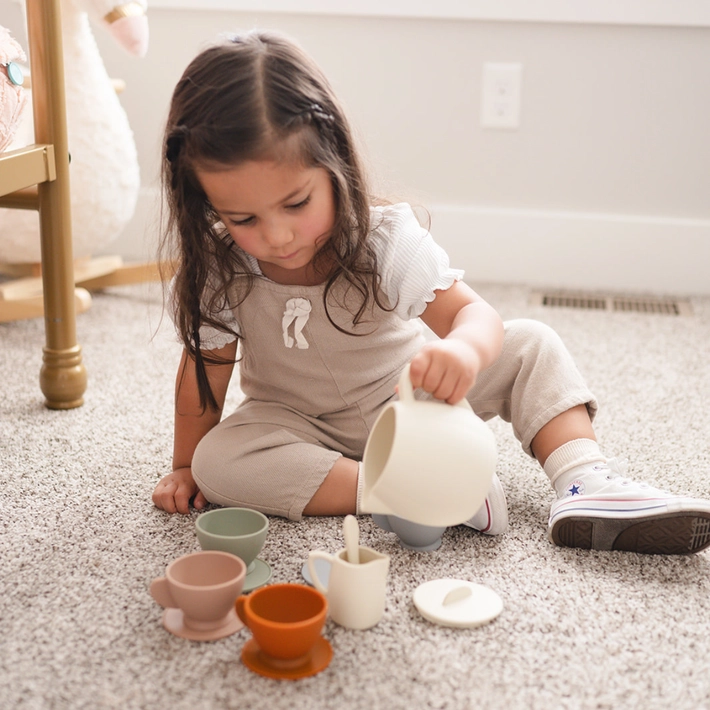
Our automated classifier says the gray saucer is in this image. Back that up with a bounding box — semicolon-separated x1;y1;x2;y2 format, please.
301;557;332;587
243;558;272;592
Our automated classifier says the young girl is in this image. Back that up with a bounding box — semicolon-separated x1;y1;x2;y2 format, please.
152;30;710;555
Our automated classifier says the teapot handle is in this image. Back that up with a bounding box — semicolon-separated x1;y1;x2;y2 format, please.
398;363;472;410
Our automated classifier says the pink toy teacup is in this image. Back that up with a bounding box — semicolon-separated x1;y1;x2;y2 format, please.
150;550;246;641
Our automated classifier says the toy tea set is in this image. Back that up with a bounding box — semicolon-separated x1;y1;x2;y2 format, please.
150;366;504;679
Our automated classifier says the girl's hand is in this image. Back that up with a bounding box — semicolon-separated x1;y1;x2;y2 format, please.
408;339;482;404
152;467;207;515
415;281;504;404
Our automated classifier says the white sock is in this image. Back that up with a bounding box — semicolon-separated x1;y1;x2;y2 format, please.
543;439;607;497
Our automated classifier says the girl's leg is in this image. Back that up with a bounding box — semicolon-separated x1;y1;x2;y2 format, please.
530;404;596;466
468;319;710;555
192;399;373;519
468;318;598;460
191;401;350;520
303;456;358;516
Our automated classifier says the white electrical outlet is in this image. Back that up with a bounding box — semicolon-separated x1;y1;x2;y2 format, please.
480;62;522;129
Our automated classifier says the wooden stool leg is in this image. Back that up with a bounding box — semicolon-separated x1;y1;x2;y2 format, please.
28;0;87;409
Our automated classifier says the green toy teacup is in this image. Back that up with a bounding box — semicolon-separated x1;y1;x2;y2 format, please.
195;507;272;591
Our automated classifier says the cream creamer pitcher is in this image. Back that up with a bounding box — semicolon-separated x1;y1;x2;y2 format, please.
361;364;497;527
307;545;390;630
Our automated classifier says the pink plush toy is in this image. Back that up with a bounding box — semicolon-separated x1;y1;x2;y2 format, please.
0;24;28;153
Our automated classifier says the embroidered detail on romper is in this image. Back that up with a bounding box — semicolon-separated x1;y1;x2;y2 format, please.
282;298;312;349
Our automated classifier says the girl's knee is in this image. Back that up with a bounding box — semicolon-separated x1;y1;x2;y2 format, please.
503;318;564;354
505;317;556;339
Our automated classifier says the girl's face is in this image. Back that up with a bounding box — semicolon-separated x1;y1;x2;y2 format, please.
196;159;336;286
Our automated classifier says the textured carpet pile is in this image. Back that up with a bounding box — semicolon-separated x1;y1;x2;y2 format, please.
1;282;709;710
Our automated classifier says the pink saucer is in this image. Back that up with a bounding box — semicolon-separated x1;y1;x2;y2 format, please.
241;636;332;679
161;607;244;641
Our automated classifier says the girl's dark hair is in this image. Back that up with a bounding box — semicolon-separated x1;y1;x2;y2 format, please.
159;30;390;410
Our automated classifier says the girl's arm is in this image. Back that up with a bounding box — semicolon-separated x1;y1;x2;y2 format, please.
411;280;504;404
152;341;237;514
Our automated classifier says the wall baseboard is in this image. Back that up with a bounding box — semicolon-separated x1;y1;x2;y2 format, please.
109;189;709;296
429;204;710;296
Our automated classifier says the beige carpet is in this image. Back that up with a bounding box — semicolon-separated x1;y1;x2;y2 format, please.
1;281;709;710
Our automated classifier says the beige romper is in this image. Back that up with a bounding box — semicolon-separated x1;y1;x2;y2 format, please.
191;205;597;520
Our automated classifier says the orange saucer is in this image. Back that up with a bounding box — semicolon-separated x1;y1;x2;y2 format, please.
240;636;332;679
162;607;244;641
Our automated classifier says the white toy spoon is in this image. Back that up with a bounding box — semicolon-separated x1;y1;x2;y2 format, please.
343;514;360;564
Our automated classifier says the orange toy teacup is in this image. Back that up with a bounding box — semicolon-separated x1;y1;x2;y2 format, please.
236;584;327;666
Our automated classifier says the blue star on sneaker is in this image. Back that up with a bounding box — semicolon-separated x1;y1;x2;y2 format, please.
566;480;585;497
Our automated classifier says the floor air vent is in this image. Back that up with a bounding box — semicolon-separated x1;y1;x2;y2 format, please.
530;291;693;316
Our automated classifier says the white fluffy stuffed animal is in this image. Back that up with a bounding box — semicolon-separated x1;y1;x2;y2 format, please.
0;0;148;264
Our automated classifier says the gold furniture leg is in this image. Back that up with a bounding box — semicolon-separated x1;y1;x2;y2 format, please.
27;0;87;408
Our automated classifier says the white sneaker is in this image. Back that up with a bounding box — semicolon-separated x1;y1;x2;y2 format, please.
462;473;508;535
548;459;710;554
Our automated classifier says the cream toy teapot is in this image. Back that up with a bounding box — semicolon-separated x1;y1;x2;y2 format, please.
361;364;497;527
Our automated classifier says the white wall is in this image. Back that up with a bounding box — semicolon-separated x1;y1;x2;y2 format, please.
3;3;709;294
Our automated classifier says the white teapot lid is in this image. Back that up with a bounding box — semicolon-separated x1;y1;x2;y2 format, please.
413;578;503;628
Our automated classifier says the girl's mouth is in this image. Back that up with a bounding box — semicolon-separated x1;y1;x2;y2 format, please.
276;249;301;260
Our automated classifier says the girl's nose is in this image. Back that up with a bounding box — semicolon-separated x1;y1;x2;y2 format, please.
262;221;294;248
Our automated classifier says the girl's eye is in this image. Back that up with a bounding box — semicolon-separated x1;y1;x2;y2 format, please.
230;216;255;227
286;196;310;211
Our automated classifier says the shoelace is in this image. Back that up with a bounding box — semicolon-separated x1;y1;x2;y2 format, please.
597;458;655;490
